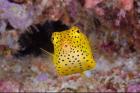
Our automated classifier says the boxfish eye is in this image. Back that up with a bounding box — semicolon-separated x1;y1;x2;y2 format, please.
77;30;80;33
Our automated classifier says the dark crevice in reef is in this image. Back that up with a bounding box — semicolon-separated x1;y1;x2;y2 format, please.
14;20;69;57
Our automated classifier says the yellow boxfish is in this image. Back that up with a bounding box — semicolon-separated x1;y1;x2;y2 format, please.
51;26;96;76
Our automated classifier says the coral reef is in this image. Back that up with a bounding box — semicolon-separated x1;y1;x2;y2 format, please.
0;0;140;92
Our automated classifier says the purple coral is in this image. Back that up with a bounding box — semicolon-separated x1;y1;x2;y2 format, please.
0;0;34;30
0;20;7;32
67;0;79;20
35;73;48;82
127;83;140;92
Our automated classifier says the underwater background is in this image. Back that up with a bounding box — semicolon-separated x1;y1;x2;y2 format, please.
0;0;140;92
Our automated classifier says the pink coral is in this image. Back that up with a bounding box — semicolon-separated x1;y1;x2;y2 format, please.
84;0;104;16
120;0;134;11
84;0;103;9
115;9;126;26
95;7;104;16
0;80;20;92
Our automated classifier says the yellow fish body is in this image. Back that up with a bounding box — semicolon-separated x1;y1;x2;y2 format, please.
52;26;96;76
